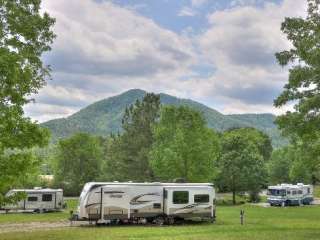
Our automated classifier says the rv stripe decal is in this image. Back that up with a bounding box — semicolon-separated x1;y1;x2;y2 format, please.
130;193;160;205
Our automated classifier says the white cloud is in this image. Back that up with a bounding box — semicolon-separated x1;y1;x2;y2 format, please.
178;6;197;17
25;0;309;122
191;0;208;7
26;0;197;122
196;0;307;112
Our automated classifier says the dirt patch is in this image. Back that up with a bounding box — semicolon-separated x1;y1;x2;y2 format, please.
0;221;77;233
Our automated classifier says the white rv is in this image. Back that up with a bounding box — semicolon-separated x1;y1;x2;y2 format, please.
267;183;313;206
4;188;64;213
73;182;215;224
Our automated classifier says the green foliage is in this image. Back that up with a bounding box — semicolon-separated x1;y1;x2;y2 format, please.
0;0;55;204
217;128;272;204
268;147;293;184
42;89;287;147
274;0;320;178
150;106;220;182
53;133;104;196
105;93;161;181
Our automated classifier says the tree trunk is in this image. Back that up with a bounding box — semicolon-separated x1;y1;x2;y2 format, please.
232;190;236;205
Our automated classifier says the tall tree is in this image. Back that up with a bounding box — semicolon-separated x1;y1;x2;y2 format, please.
268;147;293;185
274;0;320;141
150;106;220;182
0;0;55;203
217;128;272;204
106;93;161;181
54;133;104;196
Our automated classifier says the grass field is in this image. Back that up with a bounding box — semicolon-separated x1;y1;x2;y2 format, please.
1;199;320;240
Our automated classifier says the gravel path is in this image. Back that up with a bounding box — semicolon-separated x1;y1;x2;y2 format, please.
0;221;88;233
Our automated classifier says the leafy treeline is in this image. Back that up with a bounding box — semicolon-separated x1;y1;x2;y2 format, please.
47;91;318;202
41;89;287;148
49;93;271;203
0;0;55;204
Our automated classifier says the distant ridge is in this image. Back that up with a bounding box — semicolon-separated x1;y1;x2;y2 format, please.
41;89;287;147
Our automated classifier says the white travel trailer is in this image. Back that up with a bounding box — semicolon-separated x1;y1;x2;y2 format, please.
4;188;64;213
73;182;215;224
267;183;313;206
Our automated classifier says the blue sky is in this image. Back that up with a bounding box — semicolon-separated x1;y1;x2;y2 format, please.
25;0;306;122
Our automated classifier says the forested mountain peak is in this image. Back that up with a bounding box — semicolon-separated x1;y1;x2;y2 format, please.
41;89;286;147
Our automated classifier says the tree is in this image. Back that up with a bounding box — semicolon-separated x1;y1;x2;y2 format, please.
106;93;161;181
0;0;55;204
268;147;293;184
217;128;272;204
54;133;104;196
149;106;220;182
274;0;320;142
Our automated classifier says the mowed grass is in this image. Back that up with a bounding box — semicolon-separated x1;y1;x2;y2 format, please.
0;199;78;224
2;204;320;240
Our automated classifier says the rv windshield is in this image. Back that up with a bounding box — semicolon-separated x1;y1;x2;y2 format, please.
268;189;286;196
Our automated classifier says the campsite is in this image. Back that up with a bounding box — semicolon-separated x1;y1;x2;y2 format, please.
1;190;320;240
1;0;320;239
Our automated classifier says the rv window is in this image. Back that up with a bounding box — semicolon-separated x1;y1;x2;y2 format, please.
292;191;297;195
298;190;302;194
194;194;209;203
308;188;310;194
153;203;161;209
287;191;291;195
42;194;52;202
173;191;189;204
27;196;38;202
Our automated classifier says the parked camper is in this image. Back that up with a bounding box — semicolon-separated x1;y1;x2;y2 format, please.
4;188;64;213
73;182;215;224
267;183;313;206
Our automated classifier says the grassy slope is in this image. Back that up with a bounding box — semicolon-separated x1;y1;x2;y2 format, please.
1;203;320;240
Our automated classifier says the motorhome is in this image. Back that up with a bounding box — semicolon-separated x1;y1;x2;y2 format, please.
73;182;215;224
4;188;64;213
267;183;313;206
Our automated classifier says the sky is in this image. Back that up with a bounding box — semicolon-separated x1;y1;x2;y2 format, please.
24;0;307;122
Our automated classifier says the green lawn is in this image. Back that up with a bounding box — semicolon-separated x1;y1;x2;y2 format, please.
1;204;320;240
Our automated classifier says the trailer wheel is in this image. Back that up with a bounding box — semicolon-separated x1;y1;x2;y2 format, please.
166;217;175;225
154;217;164;226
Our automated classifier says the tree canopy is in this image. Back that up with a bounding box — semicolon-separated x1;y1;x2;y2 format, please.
217;128;272;204
274;0;320;141
105;93;161;181
0;0;55;204
150;106;220;182
54;133;104;196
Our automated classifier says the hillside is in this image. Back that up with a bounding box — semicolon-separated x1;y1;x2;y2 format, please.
41;89;287;147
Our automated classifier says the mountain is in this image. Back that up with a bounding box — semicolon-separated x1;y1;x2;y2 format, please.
41;89;287;147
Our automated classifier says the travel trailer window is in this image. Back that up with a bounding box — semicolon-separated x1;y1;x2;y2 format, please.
42;194;52;202
27;196;38;202
194;194;209;203
298;190;302;194
308;188;310;194
287;191;291;195
292;190;297;195
173;191;189;204
268;189;286;196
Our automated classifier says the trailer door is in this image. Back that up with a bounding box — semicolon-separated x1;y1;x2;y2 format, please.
163;187;191;216
102;186;131;220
